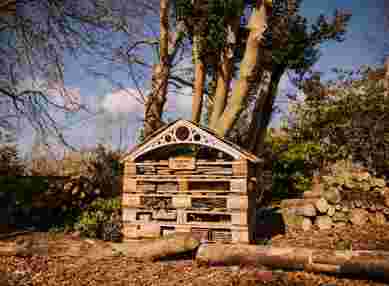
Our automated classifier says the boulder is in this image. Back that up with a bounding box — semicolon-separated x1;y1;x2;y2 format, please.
323;188;341;204
315;198;329;213
373;178;386;188
350;209;369;226
303;191;322;199
385;196;389;208
315;216;332;230
327;205;336;217
332;212;349;223
281;212;304;230
334;222;347;228
295;204;317;217
302;218;312;231
369;212;386;225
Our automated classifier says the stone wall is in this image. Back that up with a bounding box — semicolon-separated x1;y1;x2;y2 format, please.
280;162;388;232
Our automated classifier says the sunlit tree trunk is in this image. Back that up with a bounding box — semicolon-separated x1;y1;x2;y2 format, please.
191;35;206;123
144;0;170;137
209;17;240;130
213;2;268;137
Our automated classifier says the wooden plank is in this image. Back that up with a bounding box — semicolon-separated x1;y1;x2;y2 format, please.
231;229;249;243
125;162;137;176
122;208;137;222
232;159;249;176
178;179;189;192
172;195;192;208
230;179;247;193
122;179;137;192
231;212;248;226
169;156;196;170
227;196;249;210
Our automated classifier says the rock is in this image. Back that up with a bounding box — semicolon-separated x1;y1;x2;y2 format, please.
323;188;341;204
315;216;332;230
335;204;342;210
385;196;389;208
341;206;350;213
354;171;370;182
334;222;347;228
315;198;329;213
332;212;349;222
350;209;369;226
302;218;312;231
295;204;317;217
373;178;386;188
71;231;81;238
369;212;386;225
281;212;304;230
327;205;335;217
303;191;322;199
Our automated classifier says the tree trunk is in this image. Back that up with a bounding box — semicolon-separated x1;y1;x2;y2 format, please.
191;36;206;123
209;17;240;130
112;233;200;261
196;244;389;281
246;65;285;155
144;0;170;137
213;3;268;137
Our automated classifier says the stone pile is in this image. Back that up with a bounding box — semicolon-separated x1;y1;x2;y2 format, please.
281;161;388;231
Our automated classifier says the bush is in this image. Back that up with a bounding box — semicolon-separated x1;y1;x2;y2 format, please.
74;197;122;240
263;130;324;202
289;66;389;179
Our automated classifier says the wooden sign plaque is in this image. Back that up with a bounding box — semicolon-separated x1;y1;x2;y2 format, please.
169;156;196;170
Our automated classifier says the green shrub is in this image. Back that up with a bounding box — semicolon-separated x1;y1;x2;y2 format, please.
266;131;323;201
74;197;121;238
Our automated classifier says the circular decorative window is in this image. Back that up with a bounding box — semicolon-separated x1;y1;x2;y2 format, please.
175;126;190;141
165;134;172;142
193;133;201;142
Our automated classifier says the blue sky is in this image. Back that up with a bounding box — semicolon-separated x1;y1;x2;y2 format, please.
17;1;388;153
272;0;387;125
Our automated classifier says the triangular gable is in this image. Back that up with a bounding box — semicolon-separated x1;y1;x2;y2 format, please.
121;119;261;163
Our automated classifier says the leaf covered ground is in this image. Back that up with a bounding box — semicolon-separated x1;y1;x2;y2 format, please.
1;225;389;286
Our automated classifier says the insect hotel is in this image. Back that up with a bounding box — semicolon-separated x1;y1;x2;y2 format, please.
121;119;261;243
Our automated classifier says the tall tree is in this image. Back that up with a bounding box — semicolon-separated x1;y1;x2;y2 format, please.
0;0;158;145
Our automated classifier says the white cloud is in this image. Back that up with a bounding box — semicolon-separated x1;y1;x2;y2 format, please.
101;88;144;114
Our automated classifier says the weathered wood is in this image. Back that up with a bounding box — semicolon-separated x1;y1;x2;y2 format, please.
196;244;389;281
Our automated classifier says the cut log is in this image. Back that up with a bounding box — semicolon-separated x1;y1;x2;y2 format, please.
195;244;389;281
112;233;200;261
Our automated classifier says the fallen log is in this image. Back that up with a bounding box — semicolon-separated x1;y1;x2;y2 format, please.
196;244;389;281
111;233;200;261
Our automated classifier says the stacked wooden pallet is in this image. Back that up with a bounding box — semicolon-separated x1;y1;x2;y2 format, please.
122;158;256;244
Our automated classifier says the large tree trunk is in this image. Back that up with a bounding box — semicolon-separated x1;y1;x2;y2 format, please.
213;3;268;137
208;17;240;130
112;234;200;261
196;244;389;281
191;0;206;124
144;0;170;137
246;65;285;155
191;36;206;124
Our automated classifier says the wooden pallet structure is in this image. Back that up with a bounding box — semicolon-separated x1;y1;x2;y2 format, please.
120;119;262;244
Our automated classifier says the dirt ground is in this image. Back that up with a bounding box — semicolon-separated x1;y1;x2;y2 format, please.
1;225;389;286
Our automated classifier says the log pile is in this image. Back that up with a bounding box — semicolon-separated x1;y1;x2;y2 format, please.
281;161;388;232
195;244;389;282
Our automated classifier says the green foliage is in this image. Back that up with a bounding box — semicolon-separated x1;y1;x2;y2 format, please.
289;66;389;178
266;131;323;200
74;197;121;238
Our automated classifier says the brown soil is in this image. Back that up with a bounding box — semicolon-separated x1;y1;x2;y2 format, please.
0;225;389;286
